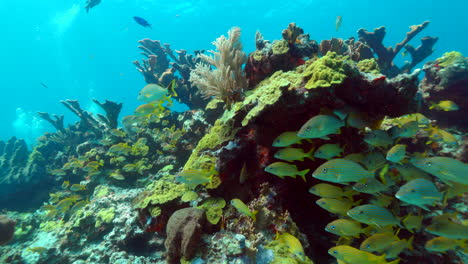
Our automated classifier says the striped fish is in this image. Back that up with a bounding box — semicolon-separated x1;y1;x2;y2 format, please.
313;158;374;184
395;178;442;210
347;204;399;227
411;156;468;184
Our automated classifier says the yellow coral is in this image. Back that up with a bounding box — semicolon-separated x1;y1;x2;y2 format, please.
303;52;351;89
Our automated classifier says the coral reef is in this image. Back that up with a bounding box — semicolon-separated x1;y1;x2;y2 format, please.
2;22;467;264
133;39;209;109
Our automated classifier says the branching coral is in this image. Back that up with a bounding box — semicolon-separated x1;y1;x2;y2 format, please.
189;27;248;109
357;21;437;77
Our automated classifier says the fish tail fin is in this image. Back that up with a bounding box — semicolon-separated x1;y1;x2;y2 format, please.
387;258;400;264
343;189;356;200
407;235;415;251
251;210;258;222
299;169;310;182
362;226;373;236
306;147;315;161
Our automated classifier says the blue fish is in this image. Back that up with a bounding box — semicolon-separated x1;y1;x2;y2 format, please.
133;16;152;29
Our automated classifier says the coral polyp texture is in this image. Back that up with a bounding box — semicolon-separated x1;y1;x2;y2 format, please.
1;22;467;264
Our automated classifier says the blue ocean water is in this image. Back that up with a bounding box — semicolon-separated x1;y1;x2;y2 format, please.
1;0;467;146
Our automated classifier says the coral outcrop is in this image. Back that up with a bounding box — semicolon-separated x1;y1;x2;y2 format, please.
0;215;16;245
420;51;468;130
165;208;206;263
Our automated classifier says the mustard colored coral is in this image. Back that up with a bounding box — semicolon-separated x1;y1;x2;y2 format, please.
302;52;351;89
242;70;302;126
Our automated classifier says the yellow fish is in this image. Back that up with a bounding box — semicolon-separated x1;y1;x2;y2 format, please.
402;214;423;233
386;144;406;163
325;219;366;238
175;169;215;187
137;83;168;103
312;158;373;184
264;162;309;181
308;183;354;199
61;181;70;189
69;200;89;212
344;153;365;164
70;184;86;192
134;103;160;116
429;100;459;111
426;126;458;146
272;131;305;147
274;147;314;162
297;115;344;140
27;247;48;254
336;16;343;31
329;245;400;264
362;151;387;171
383;237;413;259
314;143;343;160
352;177;388;194
425;236;466;252
390;121;419;139
411;156;468;184
347;204;399;227
230;199;257;221
51;169;67;176
364;130;393;148
316;197;353;216
360;232;399;252
395;178;442;210
55;198;75;212
276;233;307;262
426;215;468;239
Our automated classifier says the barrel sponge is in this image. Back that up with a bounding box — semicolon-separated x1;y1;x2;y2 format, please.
0;215;16;245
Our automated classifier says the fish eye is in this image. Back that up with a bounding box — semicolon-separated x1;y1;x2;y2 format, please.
364;184;368;187
320;201;326;205
366;244;371;248
411;189;416;193
322;168;328;173
359;210;364;215
426;162;432;166
330;225;335;229
333;250;338;254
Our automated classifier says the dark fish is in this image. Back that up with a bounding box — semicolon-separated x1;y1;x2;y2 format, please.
133;16;151;29
85;0;101;13
40;82;48;88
